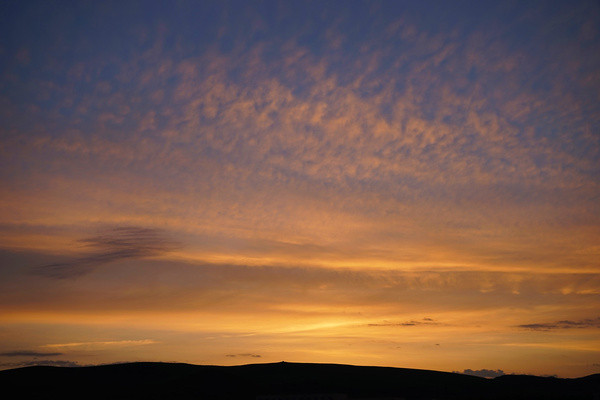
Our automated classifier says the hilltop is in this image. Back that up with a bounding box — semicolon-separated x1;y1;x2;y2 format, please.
0;361;598;399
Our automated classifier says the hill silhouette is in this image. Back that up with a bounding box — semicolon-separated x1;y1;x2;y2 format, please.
0;361;598;399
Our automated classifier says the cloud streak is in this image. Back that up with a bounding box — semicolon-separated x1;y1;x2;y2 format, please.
517;318;600;331
34;227;178;279
0;360;80;369
41;339;158;349
368;318;440;327
0;350;62;357
225;353;262;358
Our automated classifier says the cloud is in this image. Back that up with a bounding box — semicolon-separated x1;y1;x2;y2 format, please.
368;318;440;327
0;350;62;357
456;369;505;378
0;360;80;369
41;339;158;349
225;353;262;358
517;317;600;331
2;3;599;280
5;254;600;318
34;226;178;278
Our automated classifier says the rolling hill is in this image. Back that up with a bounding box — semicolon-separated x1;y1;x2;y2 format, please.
0;361;598;399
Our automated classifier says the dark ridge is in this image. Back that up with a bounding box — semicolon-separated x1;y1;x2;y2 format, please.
0;361;598;400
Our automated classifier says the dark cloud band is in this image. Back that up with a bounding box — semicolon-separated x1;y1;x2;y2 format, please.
0;360;80;369
34;226;178;279
225;353;262;358
368;318;439;327
0;351;63;357
517;317;600;331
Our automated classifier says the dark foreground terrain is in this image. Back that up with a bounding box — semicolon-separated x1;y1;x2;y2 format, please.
0;361;598;399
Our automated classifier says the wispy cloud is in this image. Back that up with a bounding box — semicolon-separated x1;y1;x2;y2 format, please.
517;317;600;331
41;339;158;349
0;350;62;357
368;318;440;327
225;353;262;358
34;227;178;278
0;360;80;369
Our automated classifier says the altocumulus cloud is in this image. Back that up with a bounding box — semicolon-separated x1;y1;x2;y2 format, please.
34;226;178;279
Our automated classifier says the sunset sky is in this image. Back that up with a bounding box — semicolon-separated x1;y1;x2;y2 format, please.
1;0;599;378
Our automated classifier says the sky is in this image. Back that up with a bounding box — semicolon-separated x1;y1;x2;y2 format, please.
0;0;599;378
